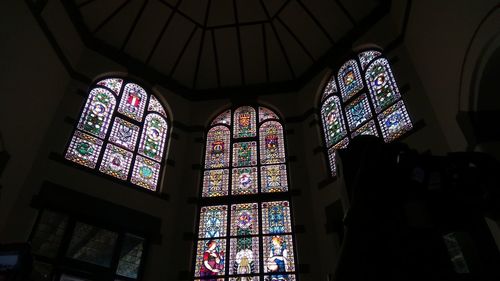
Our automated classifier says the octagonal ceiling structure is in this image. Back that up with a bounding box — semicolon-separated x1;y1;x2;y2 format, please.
64;0;389;99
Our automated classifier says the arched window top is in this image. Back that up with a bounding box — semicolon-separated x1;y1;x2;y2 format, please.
358;50;382;70
195;105;298;280
319;49;413;177
66;76;170;192
338;59;363;102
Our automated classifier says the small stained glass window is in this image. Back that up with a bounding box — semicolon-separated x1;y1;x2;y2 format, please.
195;106;297;280
116;234;145;279
319;49;413;178
66;77;169;191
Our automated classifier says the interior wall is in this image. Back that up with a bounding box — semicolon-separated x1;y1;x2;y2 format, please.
0;0;74;233
0;1;475;281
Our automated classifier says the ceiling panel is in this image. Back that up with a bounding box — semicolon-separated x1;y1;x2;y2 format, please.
265;24;292;82
207;0;234;28
214;28;242;87
279;1;330;60
273;19;311;76
94;0;146;48
340;0;380;22
149;14;198;76
304;0;353;42
236;0;267;23
262;0;287;17
124;0;171;61
196;32;218;89
240;25;266;85
171;28;202;86
178;0;209;26
80;0;126;32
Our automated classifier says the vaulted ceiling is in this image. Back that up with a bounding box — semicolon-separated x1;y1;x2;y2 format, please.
64;0;389;98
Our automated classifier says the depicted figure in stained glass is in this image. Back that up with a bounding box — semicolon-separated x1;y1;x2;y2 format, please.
201;240;225;279
267;236;289;280
235;248;254;277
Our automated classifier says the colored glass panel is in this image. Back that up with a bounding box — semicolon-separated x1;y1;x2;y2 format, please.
264;275;296;281
77;88;116;138
99;144;133;180
96;78;123;95
233;141;257;167
232;167;258;195
321;75;338;102
118;83;148;122
351;120;378;138
345;93;372;130
321;96;347;147
205;126;231;169
229;237;260;275
259;121;285;165
147;95;167;117
230;203;259;236
109;117;140;151
263;235;295;274
198;205;228;239
234;106;256;138
338;60;363;102
358;50;382;70
65;130;103;169
327;137;349;177
195;239;226;277
365;58;401;113
202;169;229;197
261;165;288;193
259;107;279;123
211;110;232;126
138;113;168;162
230;277;259;281
131;155;160;191
378;100;412;142
261;201;291;235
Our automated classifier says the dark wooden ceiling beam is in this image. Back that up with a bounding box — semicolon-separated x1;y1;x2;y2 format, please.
211;29;221;88
169;25;198;77
276;16;315;62
335;0;357;26
92;0;131;34
259;0;295;79
192;0;212;88
270;0;291;19
78;0;98;8
121;0;149;51
146;0;183;64
262;23;270;83
206;20;269;30
295;0;335;44
233;0;245;85
158;0;203;28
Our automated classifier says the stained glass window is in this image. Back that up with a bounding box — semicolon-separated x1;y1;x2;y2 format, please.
338;60;363;102
358;50;382;70
205;126;231;169
259;107;279;122
77;88;116;138
234;106;257;138
66;77;169;191
202;169;229;197
345;94;372;131
321;96;347;147
319;49;413;178
259;121;286;165
366;58;401;113
378;100;413;142
195;106;297;280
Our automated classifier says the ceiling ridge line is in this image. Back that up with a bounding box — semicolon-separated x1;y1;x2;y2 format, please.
233;0;246;85
92;0;131;34
192;0;212;88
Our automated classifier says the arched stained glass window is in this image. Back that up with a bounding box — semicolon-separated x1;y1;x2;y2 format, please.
65;77;170;191
320;49;413;177
194;106;298;281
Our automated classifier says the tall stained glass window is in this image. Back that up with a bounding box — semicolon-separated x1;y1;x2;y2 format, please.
320;49;413;177
65;77;169;191
194;106;298;281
